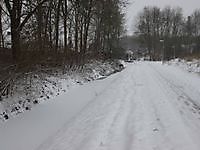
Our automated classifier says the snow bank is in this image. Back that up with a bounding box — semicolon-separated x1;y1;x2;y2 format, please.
0;60;125;122
0;72;121;150
167;59;200;74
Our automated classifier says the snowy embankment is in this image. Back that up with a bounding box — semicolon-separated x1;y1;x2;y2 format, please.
0;71;123;150
167;59;200;74
0;60;125;121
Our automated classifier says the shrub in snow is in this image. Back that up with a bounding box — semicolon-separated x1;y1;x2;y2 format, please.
4;114;9;120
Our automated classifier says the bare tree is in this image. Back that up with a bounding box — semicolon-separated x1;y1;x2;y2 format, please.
3;0;49;61
0;4;4;48
135;6;185;59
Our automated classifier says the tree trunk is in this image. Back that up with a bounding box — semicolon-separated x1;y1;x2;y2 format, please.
0;6;4;48
11;19;21;61
80;23;83;52
74;11;79;53
63;0;68;51
82;0;93;62
75;14;79;63
49;10;53;48
37;0;43;52
10;0;21;61
55;0;62;51
83;22;89;56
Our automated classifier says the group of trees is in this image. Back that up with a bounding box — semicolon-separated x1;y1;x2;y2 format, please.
135;6;200;60
0;0;127;63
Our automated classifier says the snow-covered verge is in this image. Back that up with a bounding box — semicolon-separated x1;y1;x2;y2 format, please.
0;60;125;122
167;58;200;74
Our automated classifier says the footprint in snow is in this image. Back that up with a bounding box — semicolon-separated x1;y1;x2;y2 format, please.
153;128;159;132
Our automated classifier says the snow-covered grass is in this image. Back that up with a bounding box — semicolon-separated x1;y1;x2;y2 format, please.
0;60;125;122
167;58;200;74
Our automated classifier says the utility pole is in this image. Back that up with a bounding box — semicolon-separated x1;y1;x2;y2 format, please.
172;45;176;59
160;39;164;64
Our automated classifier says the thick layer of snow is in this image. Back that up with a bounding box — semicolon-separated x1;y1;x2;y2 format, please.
1;62;200;150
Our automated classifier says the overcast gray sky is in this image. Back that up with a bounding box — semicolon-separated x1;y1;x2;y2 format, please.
126;0;200;35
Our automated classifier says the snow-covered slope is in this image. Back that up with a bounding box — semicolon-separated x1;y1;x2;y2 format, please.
0;71;122;150
0;60;124;121
1;62;200;150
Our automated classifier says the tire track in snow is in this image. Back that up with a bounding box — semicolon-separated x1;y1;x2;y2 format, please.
37;62;200;150
149;63;200;123
101;67;137;150
145;63;200;149
130;64;176;150
37;66;137;150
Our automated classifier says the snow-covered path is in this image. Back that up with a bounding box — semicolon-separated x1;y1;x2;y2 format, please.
1;62;200;150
